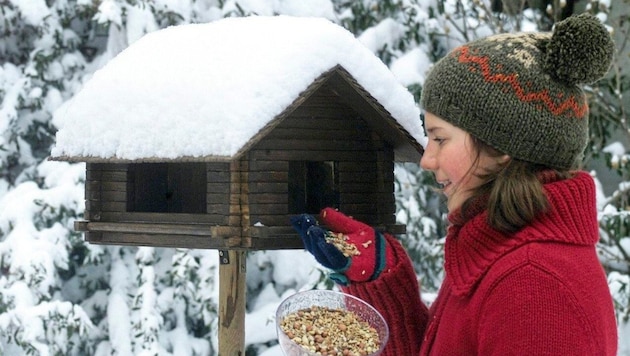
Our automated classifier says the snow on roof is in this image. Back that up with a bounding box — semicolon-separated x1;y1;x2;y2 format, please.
51;15;424;161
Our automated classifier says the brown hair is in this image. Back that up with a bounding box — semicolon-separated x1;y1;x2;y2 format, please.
461;137;572;234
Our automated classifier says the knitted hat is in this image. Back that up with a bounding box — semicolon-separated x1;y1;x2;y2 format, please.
421;13;614;170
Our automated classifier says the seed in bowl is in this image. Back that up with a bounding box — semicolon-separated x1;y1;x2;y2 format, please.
279;305;381;355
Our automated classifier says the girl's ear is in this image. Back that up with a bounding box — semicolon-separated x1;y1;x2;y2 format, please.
497;154;511;165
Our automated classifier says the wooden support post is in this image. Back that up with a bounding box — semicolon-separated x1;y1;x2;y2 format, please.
218;250;247;355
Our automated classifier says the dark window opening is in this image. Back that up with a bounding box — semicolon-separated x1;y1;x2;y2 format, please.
289;161;339;214
127;163;207;214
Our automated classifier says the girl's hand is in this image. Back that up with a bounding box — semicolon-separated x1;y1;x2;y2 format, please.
290;208;388;285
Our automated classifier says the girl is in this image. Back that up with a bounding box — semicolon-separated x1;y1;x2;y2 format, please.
291;13;618;355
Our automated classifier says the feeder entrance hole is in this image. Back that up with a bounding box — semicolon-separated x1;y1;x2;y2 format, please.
289;160;339;215
127;163;207;214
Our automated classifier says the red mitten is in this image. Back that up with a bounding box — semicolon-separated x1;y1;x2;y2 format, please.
318;207;396;284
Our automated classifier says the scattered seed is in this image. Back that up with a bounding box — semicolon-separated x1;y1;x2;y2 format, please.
325;232;360;257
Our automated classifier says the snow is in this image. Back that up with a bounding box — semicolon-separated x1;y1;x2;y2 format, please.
51;15;425;161
11;0;49;26
94;0;123;26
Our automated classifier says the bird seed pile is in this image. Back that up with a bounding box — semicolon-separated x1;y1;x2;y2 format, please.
279;305;381;356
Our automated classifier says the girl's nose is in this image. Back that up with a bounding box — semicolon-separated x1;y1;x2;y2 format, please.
420;150;436;171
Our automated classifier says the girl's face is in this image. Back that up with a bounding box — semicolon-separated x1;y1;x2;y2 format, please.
420;112;504;212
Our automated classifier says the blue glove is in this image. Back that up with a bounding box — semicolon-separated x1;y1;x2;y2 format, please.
290;213;350;272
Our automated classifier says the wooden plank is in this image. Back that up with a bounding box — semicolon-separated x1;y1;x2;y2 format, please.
75;220;88;231
233;159;250;238
85;170;102;181
210;226;243;238
219;250;247;356
207;170;230;182
250;203;288;215
252;138;373;151
81;221;216;236
273;117;366;130
84;232;245;249
90;163;128;171
265;127;365;140
248;171;288;182
80;222;291;247
227;214;242;226
85;200;101;214
207;162;230;172
86;181;126;192
248;193;286;204
81;229;306;249
87;190;126;201
298;94;348;106
98;212;221;224
249;226;303;236
248;237;304;249
229;195;240;205
207;182;230;192
249;182;287;193
276;118;367;133
207;203;229;216
228;204;242;215
101;201;126;212
288;106;357;119
248;149;375;161
84;168;99;222
247;215;292;227
207;193;229;204
248;160;289;172
93;171;126;182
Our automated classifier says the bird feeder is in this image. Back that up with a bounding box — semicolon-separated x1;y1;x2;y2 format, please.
50;15;424;355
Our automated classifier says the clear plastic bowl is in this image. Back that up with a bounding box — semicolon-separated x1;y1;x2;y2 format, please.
276;289;389;356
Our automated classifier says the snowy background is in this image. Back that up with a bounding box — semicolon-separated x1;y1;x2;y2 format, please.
1;0;629;355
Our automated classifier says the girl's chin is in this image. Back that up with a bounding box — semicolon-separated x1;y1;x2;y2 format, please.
446;194;465;212
446;202;460;212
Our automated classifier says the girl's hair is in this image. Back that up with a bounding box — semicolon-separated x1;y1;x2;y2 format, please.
461;136;572;234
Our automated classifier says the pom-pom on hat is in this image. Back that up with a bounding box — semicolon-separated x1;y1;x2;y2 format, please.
421;13;614;170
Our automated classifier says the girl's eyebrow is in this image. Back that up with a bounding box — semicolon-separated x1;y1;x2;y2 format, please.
425;127;443;134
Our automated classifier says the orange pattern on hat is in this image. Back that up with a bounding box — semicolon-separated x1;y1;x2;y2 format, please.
453;45;589;119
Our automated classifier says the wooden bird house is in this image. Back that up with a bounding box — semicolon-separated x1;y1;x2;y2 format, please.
50;18;424;251
58;64;423;250
49;16;425;354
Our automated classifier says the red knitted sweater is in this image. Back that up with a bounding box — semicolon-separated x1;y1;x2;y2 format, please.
342;171;617;355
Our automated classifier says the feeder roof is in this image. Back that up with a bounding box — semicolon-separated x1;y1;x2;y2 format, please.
50;15;426;163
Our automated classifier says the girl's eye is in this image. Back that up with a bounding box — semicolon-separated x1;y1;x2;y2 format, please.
433;137;445;145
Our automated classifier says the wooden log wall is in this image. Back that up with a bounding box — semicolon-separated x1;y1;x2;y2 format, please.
247;86;396;228
82;162;236;248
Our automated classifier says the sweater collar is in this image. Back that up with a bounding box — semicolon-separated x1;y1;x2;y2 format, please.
444;171;599;296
